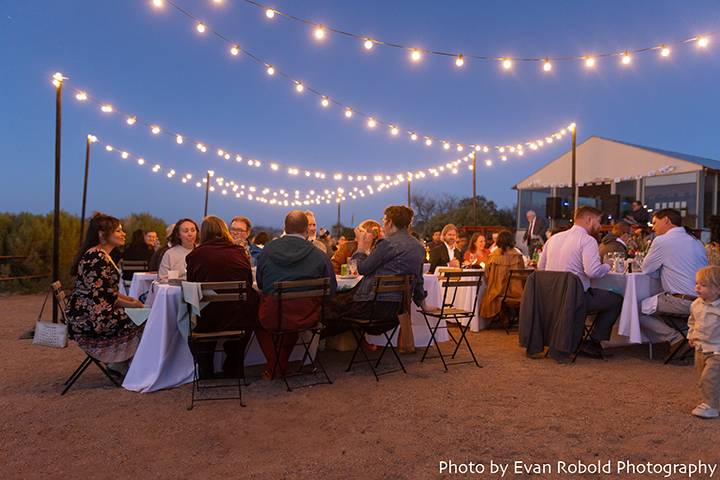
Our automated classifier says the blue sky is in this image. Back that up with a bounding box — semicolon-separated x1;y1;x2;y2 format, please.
2;0;719;230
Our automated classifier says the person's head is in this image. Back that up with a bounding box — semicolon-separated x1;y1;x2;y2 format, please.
631;201;643;211
129;229;145;247
573;206;603;236
72;213;123;275
285;210;309;237
383;205;413;236
491;232;499;244
526;210;536;222
302;210;318;238
200;215;233;244
495;230;516;254
611;221;632;242
457;233;468;251
695;266;720;303
432;230;441;243
169;218;198;249
253;231;270;246
468;233;487;253
229;216;252;244
441;224;458;246
338;235;347;246
144;231;158;247
359;219;382;246
652;208;682;236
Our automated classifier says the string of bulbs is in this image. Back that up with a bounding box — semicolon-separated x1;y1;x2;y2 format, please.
147;0;575;155
63;77;577;183
212;0;714;72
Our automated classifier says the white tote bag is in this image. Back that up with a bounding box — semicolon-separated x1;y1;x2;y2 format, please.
32;290;68;348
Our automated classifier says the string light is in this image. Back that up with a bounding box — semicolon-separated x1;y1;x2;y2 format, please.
363;38;374;50
321;96;329;107
697;36;709;48
621;51;632;65
367;117;376;128
390;125;399;136
196;22;206;34
151;125;161;135
265;8;275;19
126;116;137;125
295;81;304;93
75;91;88;101
152;0;163;7
230;45;241;56
101;104;113;113
266;64;275;75
313;25;326;41
502;58;513;70
344;107;353;118
176;134;183;144
455;55;464;68
660;45;671;57
584;57;596;68
410;49;422;62
543;60;552;72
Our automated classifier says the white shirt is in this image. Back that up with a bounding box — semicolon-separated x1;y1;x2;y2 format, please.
444;242;456;262
158;244;193;281
538;225;610;291
688;297;720;354
642;226;708;296
528;217;536;238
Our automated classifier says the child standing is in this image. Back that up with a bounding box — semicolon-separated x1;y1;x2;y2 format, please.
688;266;720;418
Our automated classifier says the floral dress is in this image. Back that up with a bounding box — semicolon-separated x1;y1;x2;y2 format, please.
66;248;143;363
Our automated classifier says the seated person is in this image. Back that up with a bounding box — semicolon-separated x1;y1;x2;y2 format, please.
463;233;491;267
480;230;526;319
229;215;262;264
148;223;174;272
121;229;154;281
66;213;144;372
305;210;328;255
255;211;337;379
428;224;462;273
185;216;259;379
158;218;198;281
331;219;382;274
599;221;631;260
538;206;622;359
641;208;708;351
252;231;270;249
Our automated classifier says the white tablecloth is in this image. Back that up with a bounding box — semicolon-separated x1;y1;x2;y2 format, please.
590;272;663;344
128;272;157;299
123;283;318;393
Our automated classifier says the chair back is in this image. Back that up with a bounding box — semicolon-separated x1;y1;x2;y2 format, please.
438;270;484;318
50;281;70;324
367;274;411;322
186;281;250;337
120;260;149;277
273;278;331;331
500;268;534;304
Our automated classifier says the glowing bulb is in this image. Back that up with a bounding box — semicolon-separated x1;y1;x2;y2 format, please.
176;135;183;144
443;142;450;150
230;45;240;56
295;82;304;93
138;158;145;165
425;138;433;146
410;133;418;141
266;65;275;75
363;38;374;50
126;116;136;125
697;36;709;48
314;25;326;40
390;126;399;136
101;104;113;113
87;135;97;143
196;22;206;33
367;117;376;128
474;145;481;152
75;91;88;101
105;145;113;152
584;57;596;68
457;144;464;152
152;0;163;7
502;58;512;70
410;49;422;62
621;52;632;65
321;96;329;107
344;108;353;118
151;125;160;135
485;159;493;167
265;8;275;19
569;123;576;132
543;60;552;72
455;55;464;67
660;46;670;57
121;151;129;159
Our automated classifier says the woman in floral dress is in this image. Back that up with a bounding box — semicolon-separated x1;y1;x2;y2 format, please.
66;213;144;365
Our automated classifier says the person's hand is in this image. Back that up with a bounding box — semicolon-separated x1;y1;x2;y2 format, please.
449;258;460;268
129;298;144;308
355;227;373;252
688;338;696;348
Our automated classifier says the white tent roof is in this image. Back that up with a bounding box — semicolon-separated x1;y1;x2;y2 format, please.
514;136;720;190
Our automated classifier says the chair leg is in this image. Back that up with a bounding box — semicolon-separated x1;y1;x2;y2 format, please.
345;328;362;373
91;358;121;387
571;318;599;363
421;316;448;372
61;356;93;395
383;326;406;374
272;333;292;392
187;360;198;411
450;319;480;367
63;356;91;386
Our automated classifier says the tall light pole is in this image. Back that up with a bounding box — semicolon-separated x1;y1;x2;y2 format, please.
79;134;95;246
51;73;64;323
472;152;478;225
203;171;211;217
571;124;577;213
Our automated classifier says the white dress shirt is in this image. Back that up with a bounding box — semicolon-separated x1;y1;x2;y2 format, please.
444;242;456;262
642;226;708;296
537;225;610;291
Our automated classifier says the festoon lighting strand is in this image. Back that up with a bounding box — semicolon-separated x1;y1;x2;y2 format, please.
221;0;715;73
64;76;577;184
148;0;575;155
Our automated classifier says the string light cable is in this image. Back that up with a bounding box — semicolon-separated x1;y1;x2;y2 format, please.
147;0;576;155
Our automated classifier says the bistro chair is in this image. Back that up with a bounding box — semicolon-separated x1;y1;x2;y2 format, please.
569;310;602;363
345;275;411;381
660;313;692;364
119;260;149;291
498;268;534;334
270;278;332;392
185;281;252;410
418;271;483;371
52;281;122;396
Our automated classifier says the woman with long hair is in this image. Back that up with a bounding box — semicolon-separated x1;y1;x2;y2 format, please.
66;213;144;369
185;216;259;378
480;230;525;319
158;218;198;281
463;232;491;267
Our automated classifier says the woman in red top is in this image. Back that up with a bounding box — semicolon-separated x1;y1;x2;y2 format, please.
463;233;491;267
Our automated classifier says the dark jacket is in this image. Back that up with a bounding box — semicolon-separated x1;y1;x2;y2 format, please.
523;217;547;244
121;243;154;281
352;230;427;306
518;271;587;360
428;243;462;274
598;234;628;260
148;245;169;272
185;238;259;331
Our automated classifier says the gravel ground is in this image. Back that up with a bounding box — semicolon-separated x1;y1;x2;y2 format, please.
1;293;719;480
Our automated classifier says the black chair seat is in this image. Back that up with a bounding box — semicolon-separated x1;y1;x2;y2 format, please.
420;306;471;317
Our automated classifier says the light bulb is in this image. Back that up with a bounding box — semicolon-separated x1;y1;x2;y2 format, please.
75;91;88;101
455;55;464;67
425;138;433;146
152;0;163;8
485;159;493;167
410;49;422;62
266;65;275;75
314;25;326;40
151;125;160;135
196;22;206;33
321;96;329;107
367;117;376;128
126;116;136;125
101;104;113;113
121;151;129;159
138;158;145;165
265;8;275;19
105;145;113;152
543;60;552;72
621;52;631;65
474;145;481;152
697;36;709;48
457;144;464;152
230;45;240;56
390;126;399;136
344;108;353;118
363;38;374;50
660;46;670;57
443;142;450;150
410;133;418;141
176;135;183;144
502;58;512;70
585;57;596;68
87;135;97;143
295;82;304;93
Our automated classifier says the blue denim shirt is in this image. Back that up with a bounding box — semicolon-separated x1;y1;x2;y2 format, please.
351;230;427;305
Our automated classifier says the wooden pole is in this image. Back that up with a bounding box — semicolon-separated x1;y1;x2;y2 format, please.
571;126;577;215
203;172;210;217
336;201;341;236
407;179;411;207
472;152;478;226
52;80;63;323
79;136;91;247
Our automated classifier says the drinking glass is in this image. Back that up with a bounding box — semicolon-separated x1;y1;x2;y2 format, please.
348;259;358;276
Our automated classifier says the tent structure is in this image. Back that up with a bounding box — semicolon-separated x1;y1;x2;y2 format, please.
513;136;720;230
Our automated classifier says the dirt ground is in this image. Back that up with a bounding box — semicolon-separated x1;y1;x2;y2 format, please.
1;293;719;480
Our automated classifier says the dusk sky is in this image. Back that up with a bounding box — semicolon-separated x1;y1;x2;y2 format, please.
2;0;719;230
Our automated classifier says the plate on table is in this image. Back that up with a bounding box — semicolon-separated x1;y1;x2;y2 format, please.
337;274;359;280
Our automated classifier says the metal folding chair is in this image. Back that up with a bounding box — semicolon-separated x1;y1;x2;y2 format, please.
270;278;332;392
185;281;251;409
570;310;602;363
419;271;483;371
345;275;410;381
660;313;692;364
119;260;149;291
498;268;534;334
52;281;121;395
